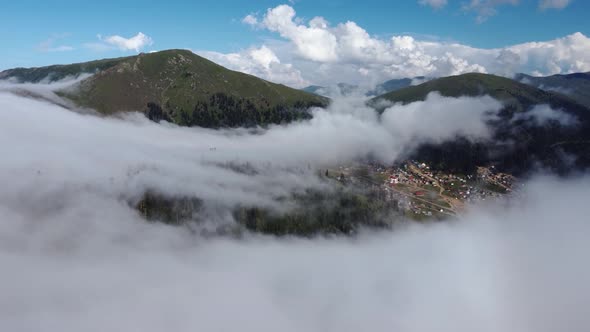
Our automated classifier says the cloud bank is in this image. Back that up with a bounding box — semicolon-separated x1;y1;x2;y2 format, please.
0;79;589;331
0;79;511;221
1;132;589;332
205;4;590;88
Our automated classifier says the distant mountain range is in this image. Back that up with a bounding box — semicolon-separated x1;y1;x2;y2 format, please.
515;72;590;108
367;77;428;96
371;73;590;174
0;56;133;83
302;83;359;97
0;50;328;128
302;77;429;97
371;72;584;109
302;71;590;109
3;52;590;174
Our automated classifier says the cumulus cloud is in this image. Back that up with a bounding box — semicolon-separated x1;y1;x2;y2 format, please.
249;45;281;69
242;14;260;27
419;0;448;9
539;0;571;10
87;32;154;52
262;5;339;62
198;45;309;87
229;5;590;88
506;32;590;75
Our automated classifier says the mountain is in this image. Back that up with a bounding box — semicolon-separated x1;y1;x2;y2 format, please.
301;83;359;97
303;78;426;97
371;73;590;174
367;77;429;96
371;73;587;111
515;72;590;108
0;56;132;83
301;85;325;95
0;50;328;128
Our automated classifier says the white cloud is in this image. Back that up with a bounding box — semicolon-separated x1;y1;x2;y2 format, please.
229;5;590;88
250;45;281;69
97;32;154;52
1;88;590;331
3;175;590;331
512;104;578;126
262;5;339;62
506;32;590;75
49;45;75;52
242;14;259;27
37;34;74;53
539;0;571;10
381;92;502;152
0;81;506;190
419;0;448;9
462;0;520;23
198;45;309;88
2;82;589;331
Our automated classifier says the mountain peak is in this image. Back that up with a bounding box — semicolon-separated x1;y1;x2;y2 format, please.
372;72;582;109
1;49;328;128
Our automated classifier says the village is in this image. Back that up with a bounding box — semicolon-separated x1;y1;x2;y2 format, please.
331;160;519;221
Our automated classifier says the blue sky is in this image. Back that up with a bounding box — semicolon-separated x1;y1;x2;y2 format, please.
1;0;588;70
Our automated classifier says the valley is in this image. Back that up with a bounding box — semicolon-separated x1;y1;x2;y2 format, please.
2;2;590;330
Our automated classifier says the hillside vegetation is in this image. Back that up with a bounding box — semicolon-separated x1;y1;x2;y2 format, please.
371;73;585;112
1;50;328;128
516;72;590;108
0;56;131;82
371;73;590;175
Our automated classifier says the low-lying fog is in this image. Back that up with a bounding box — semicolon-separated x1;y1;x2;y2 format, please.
0;81;588;331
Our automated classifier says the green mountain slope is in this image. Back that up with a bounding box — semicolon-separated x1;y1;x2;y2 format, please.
0;56;132;83
371;73;590;174
1;50;328;128
516;72;590;108
367;77;426;96
302;83;359;97
302;85;325;95
303;78;421;97
371;73;585;111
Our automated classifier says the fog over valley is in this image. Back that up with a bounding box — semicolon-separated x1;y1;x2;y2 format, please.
1;76;589;331
2;1;590;331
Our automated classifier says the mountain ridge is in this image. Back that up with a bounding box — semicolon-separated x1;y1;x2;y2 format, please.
370;73;590;174
371;73;588;112
0;56;132;83
515;72;590;108
1;49;329;128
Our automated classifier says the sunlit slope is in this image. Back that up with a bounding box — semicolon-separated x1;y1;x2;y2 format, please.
371;73;586;113
372;73;590;174
0;56;132;83
1;50;328;128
